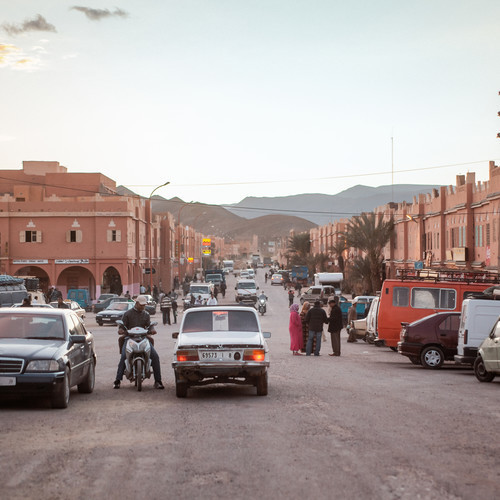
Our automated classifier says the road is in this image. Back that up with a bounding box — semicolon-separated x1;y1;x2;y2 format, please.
1;270;499;500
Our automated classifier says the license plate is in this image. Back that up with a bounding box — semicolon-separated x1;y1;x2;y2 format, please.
0;377;16;386
200;351;239;361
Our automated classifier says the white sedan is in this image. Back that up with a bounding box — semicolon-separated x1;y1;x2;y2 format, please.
172;306;271;397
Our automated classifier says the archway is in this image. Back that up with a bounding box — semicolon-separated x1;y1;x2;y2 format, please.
13;266;50;296
57;266;96;299
102;266;123;295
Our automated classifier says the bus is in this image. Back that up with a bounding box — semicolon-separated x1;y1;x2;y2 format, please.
377;269;499;348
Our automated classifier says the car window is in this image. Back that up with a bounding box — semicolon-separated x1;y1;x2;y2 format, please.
491;320;500;339
183;310;259;333
437;315;460;333
107;302;130;311
393;287;409;307
238;282;256;289
0;314;65;339
70;314;86;335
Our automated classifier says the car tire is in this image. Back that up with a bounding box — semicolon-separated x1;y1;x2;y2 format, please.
474;356;495;382
97;321;103;326
256;372;268;396
52;368;70;409
420;346;444;369
78;359;95;393
409;356;421;365
175;374;188;398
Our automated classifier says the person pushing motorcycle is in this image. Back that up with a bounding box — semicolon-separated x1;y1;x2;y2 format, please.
113;295;164;389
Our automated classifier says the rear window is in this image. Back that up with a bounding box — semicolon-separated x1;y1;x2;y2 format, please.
182;310;259;333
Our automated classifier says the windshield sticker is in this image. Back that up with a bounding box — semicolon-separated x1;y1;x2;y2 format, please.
212;311;229;331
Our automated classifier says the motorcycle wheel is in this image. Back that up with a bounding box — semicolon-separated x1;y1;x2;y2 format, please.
135;358;144;392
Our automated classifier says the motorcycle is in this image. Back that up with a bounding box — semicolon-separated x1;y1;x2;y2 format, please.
258;296;267;315
117;320;157;391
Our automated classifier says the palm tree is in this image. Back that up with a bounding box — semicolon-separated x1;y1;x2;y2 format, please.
329;238;347;275
344;212;394;293
287;233;311;263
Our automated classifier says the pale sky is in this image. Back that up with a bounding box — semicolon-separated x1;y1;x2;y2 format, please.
1;1;499;205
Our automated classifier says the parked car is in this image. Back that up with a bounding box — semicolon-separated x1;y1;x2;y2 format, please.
93;296;129;313
67;289;93;312
474;316;500;382
398;311;461;368
49;300;86;322
0;308;96;408
299;285;336;305
96;301;134;326
96;293;118;306
171;306;271;397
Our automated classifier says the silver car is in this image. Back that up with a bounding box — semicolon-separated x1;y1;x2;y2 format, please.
172;306;271;397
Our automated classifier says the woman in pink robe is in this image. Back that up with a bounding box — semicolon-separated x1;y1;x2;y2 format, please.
289;303;304;355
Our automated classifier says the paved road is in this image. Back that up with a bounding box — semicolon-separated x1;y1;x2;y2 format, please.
1;271;499;499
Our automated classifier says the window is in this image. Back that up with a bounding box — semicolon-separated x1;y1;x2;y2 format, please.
411;287;456;310
486;224;490;246
437;315;460;334
107;229;121;242
19;231;42;243
392;287;409;307
66;230;82;243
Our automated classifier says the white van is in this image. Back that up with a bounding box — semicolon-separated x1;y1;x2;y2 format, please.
454;298;500;365
366;296;380;342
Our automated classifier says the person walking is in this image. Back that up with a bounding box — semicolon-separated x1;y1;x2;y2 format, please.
347;303;358;342
220;281;226;298
289;304;303;355
288;288;294;307
300;301;311;353
171;296;178;324
160;293;172;325
207;292;217;306
305;300;328;356
327;296;343;356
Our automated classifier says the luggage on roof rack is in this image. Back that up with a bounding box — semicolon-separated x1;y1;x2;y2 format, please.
0;275;24;286
395;268;499;284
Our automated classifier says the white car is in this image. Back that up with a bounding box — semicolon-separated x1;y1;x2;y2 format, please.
271;273;284;285
183;282;214;309
172;306;271;397
235;279;258;303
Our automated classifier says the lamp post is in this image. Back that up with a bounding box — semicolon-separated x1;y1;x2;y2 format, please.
148;181;170;295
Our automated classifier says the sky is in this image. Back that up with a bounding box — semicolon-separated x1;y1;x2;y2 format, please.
1;0;500;205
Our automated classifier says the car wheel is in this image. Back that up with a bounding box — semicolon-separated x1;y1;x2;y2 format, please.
78;359;95;393
256;372;268;396
389;346;398;352
409;356;421;365
52;368;70;409
97;321;103;326
175;373;188;398
474;356;495;382
420;346;444;369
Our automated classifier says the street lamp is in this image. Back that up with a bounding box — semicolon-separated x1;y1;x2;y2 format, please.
148;181;170;294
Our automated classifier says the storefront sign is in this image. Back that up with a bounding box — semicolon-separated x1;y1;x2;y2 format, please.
55;259;90;264
13;259;48;264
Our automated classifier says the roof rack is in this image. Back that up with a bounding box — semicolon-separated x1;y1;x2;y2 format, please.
395;268;500;284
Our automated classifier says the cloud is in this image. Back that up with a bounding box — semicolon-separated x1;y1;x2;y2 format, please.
2;14;57;36
71;6;129;21
0;43;42;71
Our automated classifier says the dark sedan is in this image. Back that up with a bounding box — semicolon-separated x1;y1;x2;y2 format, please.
0;308;96;408
96;301;134;326
398;311;461;369
93;296;128;313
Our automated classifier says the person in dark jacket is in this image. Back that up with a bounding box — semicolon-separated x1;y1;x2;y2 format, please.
327;296;343;356
305;300;328;356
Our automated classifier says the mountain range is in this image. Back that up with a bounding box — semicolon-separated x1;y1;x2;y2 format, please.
117;183;441;241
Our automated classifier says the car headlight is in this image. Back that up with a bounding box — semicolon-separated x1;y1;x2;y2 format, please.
26;360;61;372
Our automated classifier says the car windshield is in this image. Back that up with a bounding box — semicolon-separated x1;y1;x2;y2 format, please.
238;282;256;289
0;314;65;340
182;310;259;333
190;286;210;294
107;302;130;311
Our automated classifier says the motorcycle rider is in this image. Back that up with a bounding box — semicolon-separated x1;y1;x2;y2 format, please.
258;291;268;312
113;295;164;389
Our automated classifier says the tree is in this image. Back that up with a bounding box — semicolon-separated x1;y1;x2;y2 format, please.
329;238;347;275
287;233;311;263
344;212;394;293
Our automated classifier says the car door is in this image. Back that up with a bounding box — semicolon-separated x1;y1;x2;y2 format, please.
482;320;500;370
66;314;87;384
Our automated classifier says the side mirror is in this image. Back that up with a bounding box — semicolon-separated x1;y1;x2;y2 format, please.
70;335;86;344
172;332;179;339
263;332;271;338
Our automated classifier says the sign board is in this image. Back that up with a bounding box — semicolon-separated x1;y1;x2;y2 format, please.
202;238;211;247
202;248;212;255
13;259;48;264
187;257;194;262
55;259;89;264
143;268;156;274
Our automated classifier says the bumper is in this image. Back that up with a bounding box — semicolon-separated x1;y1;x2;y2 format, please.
397;341;422;357
454;347;478;365
97;316;121;324
0;371;66;396
172;361;269;382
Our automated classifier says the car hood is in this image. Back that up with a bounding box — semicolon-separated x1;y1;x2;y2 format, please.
0;338;65;359
178;330;263;346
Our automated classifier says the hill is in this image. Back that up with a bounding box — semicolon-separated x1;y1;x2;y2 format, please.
226;184;441;225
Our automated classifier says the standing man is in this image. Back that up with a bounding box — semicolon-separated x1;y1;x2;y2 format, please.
171;295;178;324
327;296;343;356
305;300;328;356
160;292;172;325
288;288;294;307
113;295;164;390
220;281;226;298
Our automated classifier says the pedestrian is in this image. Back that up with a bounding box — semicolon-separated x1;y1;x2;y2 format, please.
56;296;69;309
21;297;32;307
289;304;303;355
140;284;146;294
347;303;358;342
288;288;294;306
32;295;39;304
327;296;343;356
171;296;178;323
220;281;226;298
207;292;217;306
300;301;311;353
305;300;328;356
213;285;219;299
124;290;131;299
160;293;172;325
265;273;268;283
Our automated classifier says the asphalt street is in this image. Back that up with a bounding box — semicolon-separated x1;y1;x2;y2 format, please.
1;270;499;500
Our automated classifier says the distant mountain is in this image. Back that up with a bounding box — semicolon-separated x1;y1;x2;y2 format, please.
226;184;441;225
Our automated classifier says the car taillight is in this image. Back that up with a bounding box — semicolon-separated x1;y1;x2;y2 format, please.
243;349;266;361
176;350;199;362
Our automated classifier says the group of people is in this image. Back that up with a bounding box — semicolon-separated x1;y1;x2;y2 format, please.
159;291;178;325
289;296;343;357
